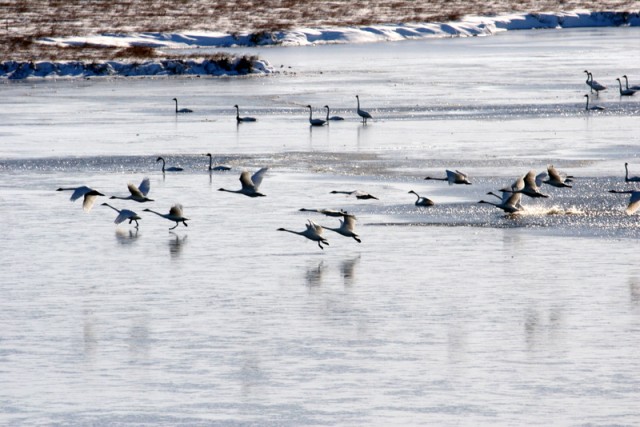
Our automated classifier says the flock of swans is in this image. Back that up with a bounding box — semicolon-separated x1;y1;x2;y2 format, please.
583;70;637;110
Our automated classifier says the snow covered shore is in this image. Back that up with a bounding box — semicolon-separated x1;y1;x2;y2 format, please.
2;10;638;80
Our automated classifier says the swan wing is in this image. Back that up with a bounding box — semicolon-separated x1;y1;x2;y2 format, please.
445;170;456;184
250;167;269;189
342;215;357;231
70;186;92;201
505;192;523;210
626;192;640;215
523;170;539;189
547;166;564;183
535;171;547;187
138;177;151;196
83;194;99;212
127;182;144;198
169;204;184;217
114;209;135;224
239;171;255;191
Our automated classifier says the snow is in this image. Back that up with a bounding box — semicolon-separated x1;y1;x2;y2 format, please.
2;10;638;79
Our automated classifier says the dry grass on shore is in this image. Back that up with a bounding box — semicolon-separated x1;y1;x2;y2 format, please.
1;0;637;61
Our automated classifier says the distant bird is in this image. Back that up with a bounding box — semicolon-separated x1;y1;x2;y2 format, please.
538;165;573;188
306;105;326;126
323;214;361;243
408;190;434;206
330;190;378;200
156;156;183;173
299;208;351;217
584;94;605;111
355;95;372;124
622;75;640;91
424;169;471;185
616;78;637;96
218;167;269;197
278;220;329;250
234;104;256;122
173;97;193;113
502;171;549;198
143;204;189;230
205;153;231;171
609;189;640;215
478;191;523;214
56;185;104;212
110;177;153;202
624;163;640;183
101;202;142;228
324;105;344;121
584;70;606;94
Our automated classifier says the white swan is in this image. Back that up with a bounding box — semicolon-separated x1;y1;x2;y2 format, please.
622;75;640;91
584;70;607;94
501;171;549;198
110;177;153;202
324;105;344;121
408;190;434;206
56;185;105;212
584;94;605;111
205;153;231;171
306;105;326;126
616;78;637;96
539;165;573;188
102;202;142;228
609;189;640;215
330;190;378;200
424;169;471;185
299;208;351;217
323;214;361;243
156;156;184;173
173;98;193;113
478;191;523;213
278;220;329;249
234;104;256;122
143;204;189;229
624;163;640;182
218;167;269;197
355;95;372;124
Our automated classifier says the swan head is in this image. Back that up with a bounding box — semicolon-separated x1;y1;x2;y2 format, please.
306;105;312;108
172;98;177;101
205;153;212;157
234;104;238;108
156;157;163;162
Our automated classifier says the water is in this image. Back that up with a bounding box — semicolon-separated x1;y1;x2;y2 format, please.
1;27;640;425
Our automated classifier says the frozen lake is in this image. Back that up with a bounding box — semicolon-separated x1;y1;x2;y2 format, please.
1;27;640;425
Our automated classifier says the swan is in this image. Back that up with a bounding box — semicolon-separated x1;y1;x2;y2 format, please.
323;214;361;243
539;165;573;188
156;156;184;173
205;153;231;171
143;204;189;229
218;167;269;197
234;104;256;122
306;105;326;126
56;185;105;212
622;75;640;91
501;171;549;198
299;208;351;217
584;94;605;111
110;177;153;202
324;105;344;121
173;98;193;113
616;78;637;96
424;169;471;185
584;70;607;94
330;190;378;200
101;202;142;228
408;190;434;206
608;189;640;215
355;95;372;124
624;163;640;182
278;219;329;249
478;191;523;213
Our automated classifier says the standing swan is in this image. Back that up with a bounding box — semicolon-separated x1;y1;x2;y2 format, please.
324;105;344;121
624;163;640;182
584;94;605;111
584;70;606;94
278;220;329;250
408;190;435;206
110;177;153;202
355;95;372;124
56;185;105;212
306;105;326;126
173;98;193;113
616;78;637;96
323;214;362;243
156;156;184;173
424;169;471;185
218;167;269;197
101;203;142;228
234;105;256;122
143;204;189;230
205;153;231;171
608;189;640;215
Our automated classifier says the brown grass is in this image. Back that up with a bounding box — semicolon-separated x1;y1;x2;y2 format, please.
1;0;637;61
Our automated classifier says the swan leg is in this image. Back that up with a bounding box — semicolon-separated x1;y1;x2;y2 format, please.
169;222;179;230
134;220;139;228
183;221;188;227
317;241;324;250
